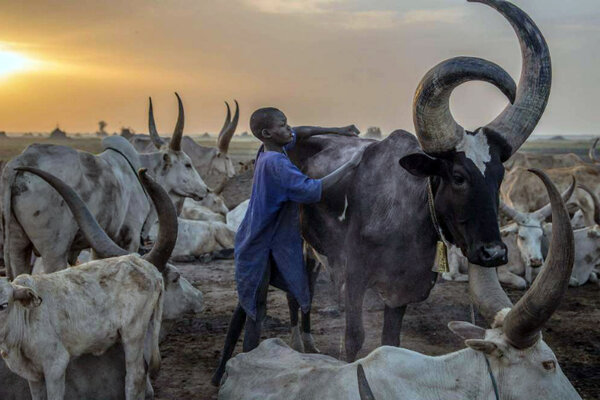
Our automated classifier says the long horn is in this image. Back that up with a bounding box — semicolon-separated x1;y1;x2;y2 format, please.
14;167;128;258
589;138;600;164
503;169;574;349
357;364;376;400
217;101;232;140
413;57;516;154
217;100;239;154
498;200;524;222
576;183;600;225
533;176;576;220
471;0;552;161
148;97;166;149
169;92;185;151
140;169;178;272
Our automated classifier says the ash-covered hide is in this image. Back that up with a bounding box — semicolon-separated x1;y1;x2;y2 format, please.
226;200;249;232
219;167;253;210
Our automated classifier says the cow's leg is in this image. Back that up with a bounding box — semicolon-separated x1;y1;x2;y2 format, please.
122;337;147;400
28;380;46;400
301;256;321;353
381;305;407;347
211;303;247;386
498;267;527;289
344;278;367;362
43;352;69;400
287;293;304;352
6;219;33;279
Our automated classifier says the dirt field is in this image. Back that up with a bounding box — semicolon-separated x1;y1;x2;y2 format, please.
153;258;600;400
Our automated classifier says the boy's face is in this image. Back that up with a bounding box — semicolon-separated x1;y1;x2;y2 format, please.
262;112;293;145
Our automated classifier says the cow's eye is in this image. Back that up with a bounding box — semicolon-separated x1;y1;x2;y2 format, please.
452;174;466;186
0;303;8;311
185;164;192;169
542;360;556;371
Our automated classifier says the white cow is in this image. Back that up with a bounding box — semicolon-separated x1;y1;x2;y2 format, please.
149;218;235;260
0;255;164;400
219;169;581;400
226;199;249;232
180;198;226;222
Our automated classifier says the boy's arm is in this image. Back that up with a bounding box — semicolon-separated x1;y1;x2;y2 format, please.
321;149;364;192
292;125;360;141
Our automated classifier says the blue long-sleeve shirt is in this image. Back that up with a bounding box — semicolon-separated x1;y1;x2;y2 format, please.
235;133;322;320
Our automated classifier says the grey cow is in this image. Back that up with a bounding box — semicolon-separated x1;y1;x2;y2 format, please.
131;99;239;189
288;0;552;361
1;93;208;279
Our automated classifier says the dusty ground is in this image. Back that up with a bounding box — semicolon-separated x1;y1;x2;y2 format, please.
153;259;600;400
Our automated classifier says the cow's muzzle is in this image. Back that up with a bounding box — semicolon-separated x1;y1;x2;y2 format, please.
469;242;508;268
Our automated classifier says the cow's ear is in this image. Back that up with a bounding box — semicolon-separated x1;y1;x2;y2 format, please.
399;153;443;177
12;285;42;309
448;321;486;340
163;153;172;167
465;339;501;357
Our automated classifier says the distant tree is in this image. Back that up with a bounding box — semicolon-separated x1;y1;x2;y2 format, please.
120;127;135;139
0;131;6;138
96;120;108;137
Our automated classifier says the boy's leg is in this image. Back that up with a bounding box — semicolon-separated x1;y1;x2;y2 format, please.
243;259;272;352
211;303;247;386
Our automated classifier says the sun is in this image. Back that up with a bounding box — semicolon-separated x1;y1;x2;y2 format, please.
0;50;36;78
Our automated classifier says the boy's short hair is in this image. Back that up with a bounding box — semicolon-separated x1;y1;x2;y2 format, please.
250;107;284;139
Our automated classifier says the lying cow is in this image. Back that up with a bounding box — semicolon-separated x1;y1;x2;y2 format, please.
218;170;581;400
226;199;249;232
0;167;175;400
180;197;226;222
148;218;235;261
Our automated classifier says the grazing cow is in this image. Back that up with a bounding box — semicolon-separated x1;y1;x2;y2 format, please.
218;170;581;400
0;168;175;400
287;0;551;361
148;218;235;261
1;93;208;278
504;151;583;170
131;100;239;188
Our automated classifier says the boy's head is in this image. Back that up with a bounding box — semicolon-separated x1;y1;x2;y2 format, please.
250;107;293;146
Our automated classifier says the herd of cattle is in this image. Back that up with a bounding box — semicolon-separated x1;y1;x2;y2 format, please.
0;0;594;399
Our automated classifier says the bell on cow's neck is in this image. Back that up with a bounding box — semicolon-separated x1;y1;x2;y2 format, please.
432;240;449;273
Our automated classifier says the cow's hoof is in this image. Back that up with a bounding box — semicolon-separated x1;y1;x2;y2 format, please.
302;332;320;354
290;325;304;352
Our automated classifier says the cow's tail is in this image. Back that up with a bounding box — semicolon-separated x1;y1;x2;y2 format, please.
1;166;17;279
148;281;164;379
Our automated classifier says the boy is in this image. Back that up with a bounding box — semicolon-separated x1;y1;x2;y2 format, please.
211;107;363;386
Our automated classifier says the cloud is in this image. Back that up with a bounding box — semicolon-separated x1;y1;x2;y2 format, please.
242;0;340;14
400;8;465;24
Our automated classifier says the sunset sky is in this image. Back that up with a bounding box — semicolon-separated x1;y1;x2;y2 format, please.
0;0;598;136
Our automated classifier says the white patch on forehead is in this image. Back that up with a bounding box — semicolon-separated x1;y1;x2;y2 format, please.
455;132;491;176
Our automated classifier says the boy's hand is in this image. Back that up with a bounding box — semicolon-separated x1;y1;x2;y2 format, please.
338;125;360;137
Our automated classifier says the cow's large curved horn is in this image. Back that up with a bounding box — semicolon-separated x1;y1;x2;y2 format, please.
14;167;129;258
533;176;576;220
576;183;600;225
357;364;376;400
169;92;185;151
471;0;552;161
217;101;232;140
413;57;516;154
503;169;574;349
140;169;178;272
589;138;600;164
217;100;239;154
148;97;166;149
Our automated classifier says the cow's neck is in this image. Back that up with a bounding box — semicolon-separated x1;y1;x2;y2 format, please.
370;347;495;398
138;153;165;177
